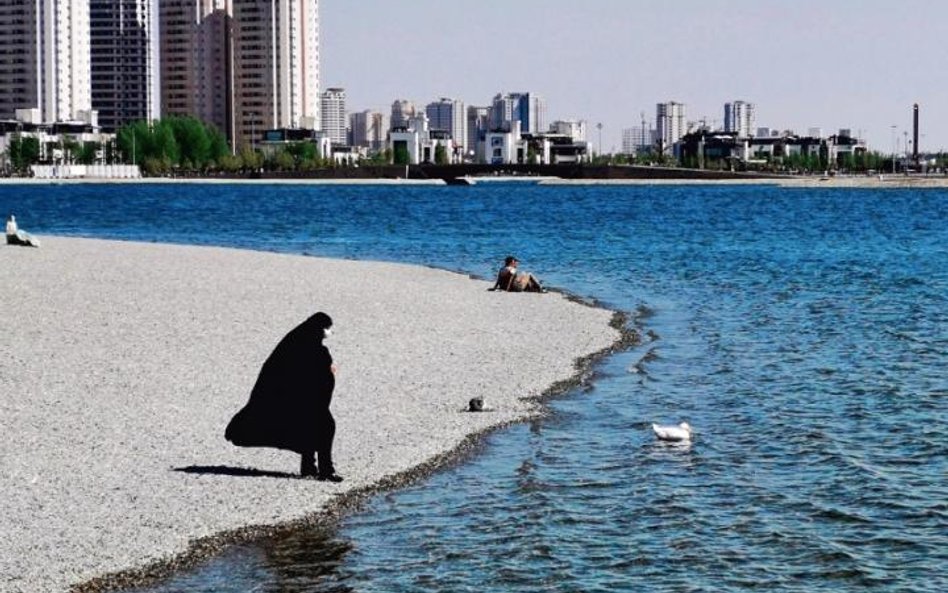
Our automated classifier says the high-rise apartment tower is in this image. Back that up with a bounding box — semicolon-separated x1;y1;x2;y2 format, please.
320;87;346;145
349;110;387;150
425;98;467;151
724;100;755;138
160;0;233;141
489;92;546;134
466;105;488;156
231;0;320;149
656;102;686;154
0;0;92;123
91;0;159;132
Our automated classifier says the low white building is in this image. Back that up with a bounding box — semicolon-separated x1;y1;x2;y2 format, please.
0;116;118;176
542;135;591;164
30;164;140;179
389;113;460;165
482;121;527;164
478;120;591;165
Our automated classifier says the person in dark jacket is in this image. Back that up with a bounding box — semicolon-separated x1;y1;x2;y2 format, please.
225;312;342;481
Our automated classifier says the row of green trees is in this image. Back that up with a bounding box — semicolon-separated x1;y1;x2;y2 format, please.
838;151;893;172
219;144;331;174
762;151;892;173
112;117;377;175
114;116;229;175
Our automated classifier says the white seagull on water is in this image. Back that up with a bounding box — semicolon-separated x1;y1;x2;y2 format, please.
652;422;693;442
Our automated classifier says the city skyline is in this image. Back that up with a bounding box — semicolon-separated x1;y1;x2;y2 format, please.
321;0;948;153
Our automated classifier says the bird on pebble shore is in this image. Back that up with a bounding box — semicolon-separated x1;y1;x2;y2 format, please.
652;422;693;442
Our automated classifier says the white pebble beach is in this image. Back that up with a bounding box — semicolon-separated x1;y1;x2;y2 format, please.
0;237;619;592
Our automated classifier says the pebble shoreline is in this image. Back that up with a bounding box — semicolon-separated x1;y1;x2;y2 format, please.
0;238;621;592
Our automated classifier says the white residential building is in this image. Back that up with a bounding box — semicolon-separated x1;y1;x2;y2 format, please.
656;101;686;154
483;121;525;165
724;101;755;138
425;98;467;151
475;120;589;165
389;113;459;165
0;0;93;123
320;88;347;145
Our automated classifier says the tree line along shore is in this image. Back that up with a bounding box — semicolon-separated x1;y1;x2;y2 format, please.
7;117;948;180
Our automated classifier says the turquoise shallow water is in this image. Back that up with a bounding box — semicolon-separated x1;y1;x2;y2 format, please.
3;183;946;592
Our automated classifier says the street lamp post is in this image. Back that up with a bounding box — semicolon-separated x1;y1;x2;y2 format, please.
903;131;909;169
597;122;603;161
890;125;897;173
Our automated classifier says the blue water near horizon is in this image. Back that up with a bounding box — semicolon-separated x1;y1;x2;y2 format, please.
3;183;946;592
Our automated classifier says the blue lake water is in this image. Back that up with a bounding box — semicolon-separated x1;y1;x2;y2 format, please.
2;183;946;592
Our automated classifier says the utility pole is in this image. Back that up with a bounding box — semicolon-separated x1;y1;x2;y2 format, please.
640;112;646;155
890;125;897;173
913;103;920;166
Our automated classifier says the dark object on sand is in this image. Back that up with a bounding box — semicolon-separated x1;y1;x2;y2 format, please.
226;312;341;480
469;397;485;412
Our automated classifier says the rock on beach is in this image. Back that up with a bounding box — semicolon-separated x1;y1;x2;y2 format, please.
0;237;618;592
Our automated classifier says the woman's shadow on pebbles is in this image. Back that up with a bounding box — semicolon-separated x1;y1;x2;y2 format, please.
173;465;304;480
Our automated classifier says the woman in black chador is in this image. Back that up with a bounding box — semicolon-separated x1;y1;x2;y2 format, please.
225;312;343;482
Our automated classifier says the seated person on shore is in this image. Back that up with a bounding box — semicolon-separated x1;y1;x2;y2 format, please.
491;256;545;292
5;215;39;247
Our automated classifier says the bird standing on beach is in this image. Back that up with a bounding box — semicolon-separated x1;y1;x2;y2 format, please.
652;422;693;442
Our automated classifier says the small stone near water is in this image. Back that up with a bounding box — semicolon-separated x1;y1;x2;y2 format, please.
468;397;485;412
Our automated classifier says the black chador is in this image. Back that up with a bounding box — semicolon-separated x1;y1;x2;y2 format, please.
225;312;342;481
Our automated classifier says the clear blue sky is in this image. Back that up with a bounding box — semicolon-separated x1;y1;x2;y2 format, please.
322;0;948;153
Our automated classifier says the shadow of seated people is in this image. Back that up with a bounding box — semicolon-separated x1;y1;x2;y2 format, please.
173;465;304;480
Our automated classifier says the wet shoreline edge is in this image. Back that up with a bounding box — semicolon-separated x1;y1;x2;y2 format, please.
70;286;641;592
